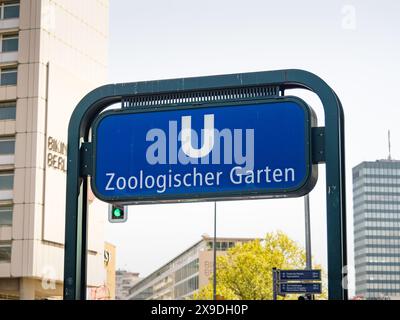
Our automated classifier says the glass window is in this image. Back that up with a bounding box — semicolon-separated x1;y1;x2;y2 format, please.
221;242;228;250
1;34;18;52
0;206;12;226
0;102;15;120
3;2;19;19
0;173;13;190
0;138;14;155
0;241;11;262
0;67;17;85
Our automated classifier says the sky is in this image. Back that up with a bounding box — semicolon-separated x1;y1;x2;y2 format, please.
105;0;400;295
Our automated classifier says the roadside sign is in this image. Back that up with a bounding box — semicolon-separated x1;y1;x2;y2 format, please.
91;97;317;204
279;270;321;281
279;282;322;295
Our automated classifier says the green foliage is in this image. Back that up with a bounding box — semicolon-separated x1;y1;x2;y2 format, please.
193;231;327;300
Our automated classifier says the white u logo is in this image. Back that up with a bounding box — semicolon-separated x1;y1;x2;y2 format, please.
181;114;215;158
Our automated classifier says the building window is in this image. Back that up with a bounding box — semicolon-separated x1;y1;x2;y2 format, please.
174;276;199;298
0;206;11;226
1;2;19;19
0;137;14;155
0;172;13;189
0;67;17;85
0;101;15;120
1;33;18;52
0;172;13;201
0;137;14;165
0;241;11;262
175;259;199;283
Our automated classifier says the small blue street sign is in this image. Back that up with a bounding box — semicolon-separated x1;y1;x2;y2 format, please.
279;270;321;281
91;97;317;203
279;283;322;295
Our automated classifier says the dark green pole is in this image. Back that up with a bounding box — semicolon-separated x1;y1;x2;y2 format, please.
63;88;120;300
213;202;217;300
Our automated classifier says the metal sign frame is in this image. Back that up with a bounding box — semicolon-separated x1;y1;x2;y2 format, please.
63;69;347;300
90;96;317;204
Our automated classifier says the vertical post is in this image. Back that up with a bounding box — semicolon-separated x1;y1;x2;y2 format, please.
324;96;348;300
272;268;277;300
283;69;347;300
304;194;313;299
78;178;89;299
213;202;217;301
64;147;89;300
64;124;91;300
304;194;312;270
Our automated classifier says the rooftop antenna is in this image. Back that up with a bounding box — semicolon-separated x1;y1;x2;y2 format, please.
388;130;392;160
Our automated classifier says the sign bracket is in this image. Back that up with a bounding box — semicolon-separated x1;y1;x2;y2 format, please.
80;142;93;177
312;127;326;164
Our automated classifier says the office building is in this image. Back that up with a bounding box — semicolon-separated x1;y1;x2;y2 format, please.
353;159;400;299
128;235;254;300
0;0;109;299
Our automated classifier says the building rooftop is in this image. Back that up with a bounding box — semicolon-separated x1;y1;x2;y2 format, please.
116;270;140;276
353;158;400;171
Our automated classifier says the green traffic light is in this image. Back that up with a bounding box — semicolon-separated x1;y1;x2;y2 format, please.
113;208;122;217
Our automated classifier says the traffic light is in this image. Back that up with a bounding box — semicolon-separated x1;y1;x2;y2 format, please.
108;204;127;223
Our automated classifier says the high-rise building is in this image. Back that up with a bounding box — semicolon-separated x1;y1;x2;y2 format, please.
353;160;400;299
127;235;254;300
0;0;109;299
116;270;140;300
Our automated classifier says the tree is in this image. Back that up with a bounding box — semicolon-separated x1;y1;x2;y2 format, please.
194;231;326;300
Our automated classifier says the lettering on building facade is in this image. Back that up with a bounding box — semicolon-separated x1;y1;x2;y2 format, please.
47;136;67;173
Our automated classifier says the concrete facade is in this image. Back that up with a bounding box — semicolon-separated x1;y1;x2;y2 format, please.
0;0;109;299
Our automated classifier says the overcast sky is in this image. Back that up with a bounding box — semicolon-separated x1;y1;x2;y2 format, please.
105;0;400;295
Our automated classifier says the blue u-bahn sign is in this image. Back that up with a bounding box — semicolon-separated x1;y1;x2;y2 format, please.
91;97;317;204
